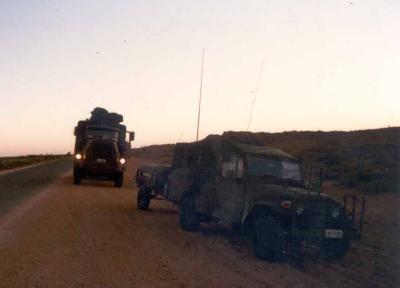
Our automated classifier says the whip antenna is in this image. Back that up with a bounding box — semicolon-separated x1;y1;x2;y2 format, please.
196;48;205;141
247;56;265;131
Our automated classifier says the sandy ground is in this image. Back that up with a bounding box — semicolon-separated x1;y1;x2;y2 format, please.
0;156;398;288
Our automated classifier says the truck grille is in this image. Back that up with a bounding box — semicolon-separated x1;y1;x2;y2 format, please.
85;141;117;164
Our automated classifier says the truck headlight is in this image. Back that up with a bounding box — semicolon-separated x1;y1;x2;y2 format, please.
119;158;126;165
75;153;82;160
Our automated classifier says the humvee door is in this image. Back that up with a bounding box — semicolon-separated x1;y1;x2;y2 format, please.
211;154;245;224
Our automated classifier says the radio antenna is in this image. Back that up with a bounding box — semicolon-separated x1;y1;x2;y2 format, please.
196;47;205;141
247;56;265;131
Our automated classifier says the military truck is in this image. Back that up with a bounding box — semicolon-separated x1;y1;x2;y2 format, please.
135;133;365;261
73;107;135;187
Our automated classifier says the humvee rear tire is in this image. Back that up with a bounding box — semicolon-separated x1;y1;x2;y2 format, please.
137;187;151;210
179;193;199;231
73;167;81;185
254;215;285;261
114;172;124;188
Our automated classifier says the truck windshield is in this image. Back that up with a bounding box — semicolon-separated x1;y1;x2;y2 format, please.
246;156;301;181
86;127;118;141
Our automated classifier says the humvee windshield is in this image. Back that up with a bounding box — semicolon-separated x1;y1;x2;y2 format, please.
246;155;301;182
86;127;118;141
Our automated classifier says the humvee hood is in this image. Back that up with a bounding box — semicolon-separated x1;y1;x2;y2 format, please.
253;183;340;206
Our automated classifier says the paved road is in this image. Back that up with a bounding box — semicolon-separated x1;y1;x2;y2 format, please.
0;158;72;217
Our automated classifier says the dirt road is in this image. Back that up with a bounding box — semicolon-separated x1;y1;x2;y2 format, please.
0;156;398;288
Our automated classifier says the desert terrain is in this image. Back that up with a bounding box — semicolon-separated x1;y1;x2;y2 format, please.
0;135;399;287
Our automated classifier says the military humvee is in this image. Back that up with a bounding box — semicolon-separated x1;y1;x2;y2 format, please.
135;134;365;261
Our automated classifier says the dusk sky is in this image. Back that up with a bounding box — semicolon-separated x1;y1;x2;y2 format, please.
0;0;399;156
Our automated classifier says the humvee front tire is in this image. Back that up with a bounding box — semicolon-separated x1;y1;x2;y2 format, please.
321;237;351;260
254;215;285;261
114;172;124;188
137;187;151;210
179;193;199;231
73;167;81;185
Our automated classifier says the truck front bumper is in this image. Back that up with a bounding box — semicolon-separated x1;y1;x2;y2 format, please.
74;160;125;178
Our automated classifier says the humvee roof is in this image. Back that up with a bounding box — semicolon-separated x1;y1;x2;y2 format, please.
174;134;298;163
230;142;297;161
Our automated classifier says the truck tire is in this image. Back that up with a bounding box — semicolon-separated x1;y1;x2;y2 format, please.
254;215;285;261
73;167;81;185
137;187;151;210
321;237;351;260
179;192;199;231
114;172;124;188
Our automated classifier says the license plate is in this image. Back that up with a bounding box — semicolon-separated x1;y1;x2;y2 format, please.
97;158;106;164
325;229;343;239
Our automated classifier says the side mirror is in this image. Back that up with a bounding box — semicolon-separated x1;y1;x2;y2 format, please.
129;132;135;142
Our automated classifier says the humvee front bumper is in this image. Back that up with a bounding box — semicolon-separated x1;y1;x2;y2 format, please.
286;195;366;253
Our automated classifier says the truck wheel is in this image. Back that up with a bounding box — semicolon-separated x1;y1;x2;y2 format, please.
254;215;285;261
137;187;151;210
114;172;124;188
321;237;351;260
179;192;199;231
73;167;81;185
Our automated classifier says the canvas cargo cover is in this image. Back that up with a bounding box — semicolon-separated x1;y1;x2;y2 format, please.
90;107;123;125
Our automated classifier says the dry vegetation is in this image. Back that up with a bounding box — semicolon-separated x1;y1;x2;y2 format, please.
0;154;69;171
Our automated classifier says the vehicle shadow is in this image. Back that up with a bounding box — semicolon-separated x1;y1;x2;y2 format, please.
82;180;115;188
199;222;309;268
66;176;117;188
133;202;309;268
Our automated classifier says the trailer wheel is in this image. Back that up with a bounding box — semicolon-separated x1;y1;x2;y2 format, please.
179;192;199;231
254;215;285;261
73;167;81;185
137;187;151;210
114;172;124;188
